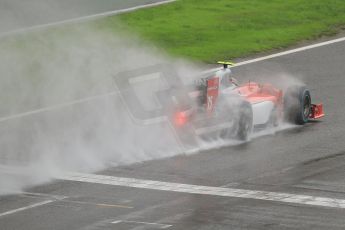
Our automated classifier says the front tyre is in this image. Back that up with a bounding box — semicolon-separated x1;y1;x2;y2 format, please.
284;86;311;125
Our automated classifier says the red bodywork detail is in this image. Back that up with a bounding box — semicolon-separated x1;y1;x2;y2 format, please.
206;77;219;115
236;82;283;106
310;103;325;119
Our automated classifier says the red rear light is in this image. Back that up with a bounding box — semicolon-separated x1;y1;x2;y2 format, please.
174;111;188;126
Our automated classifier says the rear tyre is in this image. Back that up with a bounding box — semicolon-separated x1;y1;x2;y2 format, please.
236;101;253;140
284;86;311;125
217;99;252;141
269;106;279;127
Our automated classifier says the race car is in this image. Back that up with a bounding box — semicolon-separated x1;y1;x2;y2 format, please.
173;61;324;141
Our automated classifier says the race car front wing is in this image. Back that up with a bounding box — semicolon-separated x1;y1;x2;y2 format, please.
310;103;325;119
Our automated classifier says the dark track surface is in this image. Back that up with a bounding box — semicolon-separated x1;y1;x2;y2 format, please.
1;38;345;229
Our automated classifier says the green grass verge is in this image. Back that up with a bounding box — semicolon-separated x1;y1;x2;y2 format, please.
98;0;345;62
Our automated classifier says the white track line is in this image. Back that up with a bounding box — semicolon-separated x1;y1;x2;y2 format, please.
0;200;54;218
0;92;117;123
236;36;345;66
112;220;172;229
58;172;345;209
0;0;176;39
206;36;345;73
22;192;68;201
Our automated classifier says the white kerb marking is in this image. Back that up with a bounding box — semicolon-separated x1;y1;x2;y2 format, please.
0;200;54;218
58;172;345;209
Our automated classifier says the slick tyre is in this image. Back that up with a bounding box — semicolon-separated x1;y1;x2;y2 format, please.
236;101;253;141
284;85;311;125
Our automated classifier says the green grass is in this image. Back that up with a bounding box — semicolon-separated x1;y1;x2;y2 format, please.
97;0;345;62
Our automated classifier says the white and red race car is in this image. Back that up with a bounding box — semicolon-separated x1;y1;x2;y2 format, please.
174;62;324;141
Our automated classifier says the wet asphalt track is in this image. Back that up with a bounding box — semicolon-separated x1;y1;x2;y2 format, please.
0;0;170;34
0;37;345;229
1;1;345;228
